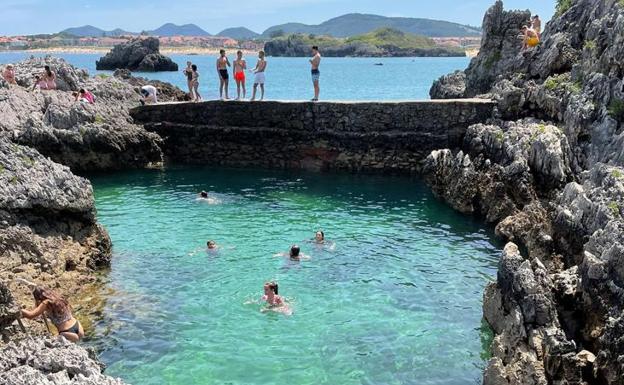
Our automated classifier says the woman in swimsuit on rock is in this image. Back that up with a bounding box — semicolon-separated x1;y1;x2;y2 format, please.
21;286;85;342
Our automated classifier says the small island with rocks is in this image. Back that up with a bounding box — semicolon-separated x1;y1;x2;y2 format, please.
95;37;178;72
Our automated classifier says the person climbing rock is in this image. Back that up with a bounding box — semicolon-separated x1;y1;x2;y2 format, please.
20;286;84;342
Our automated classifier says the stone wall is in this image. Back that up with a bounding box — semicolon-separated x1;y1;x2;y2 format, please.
130;99;495;173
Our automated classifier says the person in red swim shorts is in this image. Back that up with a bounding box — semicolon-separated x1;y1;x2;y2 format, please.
233;50;247;100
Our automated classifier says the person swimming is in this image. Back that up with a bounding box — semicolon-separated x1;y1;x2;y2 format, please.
314;231;325;243
260;281;291;314
274;244;309;260
197;190;219;204
207;240;217;250
20;286;85;342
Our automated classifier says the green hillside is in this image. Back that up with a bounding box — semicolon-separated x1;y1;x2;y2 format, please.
346;28;437;49
262;13;481;38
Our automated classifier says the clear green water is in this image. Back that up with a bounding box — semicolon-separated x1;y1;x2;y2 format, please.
88;167;500;385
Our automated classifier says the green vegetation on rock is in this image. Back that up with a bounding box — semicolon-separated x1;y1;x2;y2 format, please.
345;28;436;49
543;73;582;94
556;0;573;16
608;201;621;217
611;169;623;179
608;99;624;122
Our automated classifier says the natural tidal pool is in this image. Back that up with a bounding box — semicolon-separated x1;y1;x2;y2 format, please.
88;167;501;385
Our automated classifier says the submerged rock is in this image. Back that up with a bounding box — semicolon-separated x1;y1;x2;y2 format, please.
96;37;178;72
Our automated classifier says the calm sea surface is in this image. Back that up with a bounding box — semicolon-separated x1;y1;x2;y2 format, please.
88;167;500;385
0;52;469;100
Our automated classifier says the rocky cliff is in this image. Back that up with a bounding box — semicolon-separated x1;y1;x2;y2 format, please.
427;1;624;384
0;57;183;172
95;37;178;72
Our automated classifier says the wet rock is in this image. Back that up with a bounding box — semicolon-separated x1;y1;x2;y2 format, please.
96;37;178;72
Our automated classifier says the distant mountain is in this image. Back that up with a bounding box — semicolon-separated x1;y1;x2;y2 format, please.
262;13;482;38
149;23;210;37
61;25;134;37
217;27;260;40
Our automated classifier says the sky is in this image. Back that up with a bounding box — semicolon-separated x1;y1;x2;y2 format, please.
1;0;556;36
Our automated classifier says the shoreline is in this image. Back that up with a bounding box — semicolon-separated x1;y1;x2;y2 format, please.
0;46;478;57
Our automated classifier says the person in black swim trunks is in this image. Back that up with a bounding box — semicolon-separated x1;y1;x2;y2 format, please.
21;286;85;342
310;45;321;101
184;61;195;100
217;49;231;100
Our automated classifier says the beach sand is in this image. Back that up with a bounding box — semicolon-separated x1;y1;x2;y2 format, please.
5;46;260;56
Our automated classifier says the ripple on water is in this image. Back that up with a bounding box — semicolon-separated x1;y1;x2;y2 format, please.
88;167;501;385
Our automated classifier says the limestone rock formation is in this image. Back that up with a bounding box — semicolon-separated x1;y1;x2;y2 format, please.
429;71;466;99
0;57;172;172
425;0;624;383
0;337;127;385
0;138;112;337
96;37;178;72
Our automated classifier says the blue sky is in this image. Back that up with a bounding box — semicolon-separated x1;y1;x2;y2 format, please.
1;0;556;35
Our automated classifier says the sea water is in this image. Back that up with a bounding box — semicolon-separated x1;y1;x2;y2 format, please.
0;52;469;100
88;167;500;385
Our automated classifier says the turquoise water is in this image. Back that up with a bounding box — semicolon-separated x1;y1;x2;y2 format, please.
88;167;500;385
0;52;469;100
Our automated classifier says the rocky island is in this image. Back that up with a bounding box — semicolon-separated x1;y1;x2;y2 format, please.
0;0;623;384
264;28;466;57
95;37;178;72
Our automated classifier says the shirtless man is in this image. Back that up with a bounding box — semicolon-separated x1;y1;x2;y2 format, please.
251;51;267;101
310;45;321;101
233;50;247;100
216;49;231;100
183;61;194;100
532;15;542;39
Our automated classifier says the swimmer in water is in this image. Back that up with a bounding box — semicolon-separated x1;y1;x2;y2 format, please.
314;231;325;243
207;240;217;250
275;245;310;261
311;230;335;250
260;282;291;314
197;191;219;204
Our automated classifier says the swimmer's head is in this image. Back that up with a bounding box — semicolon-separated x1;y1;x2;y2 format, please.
200;191;208;198
315;231;325;242
264;281;278;295
220;49;226;56
207;240;216;249
290;245;300;258
237;50;243;58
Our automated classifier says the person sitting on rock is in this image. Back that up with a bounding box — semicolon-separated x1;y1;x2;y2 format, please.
184;61;194;100
40;65;57;90
521;25;540;50
521;26;540;50
2;64;17;85
21;286;85;342
73;88;95;104
140;85;158;105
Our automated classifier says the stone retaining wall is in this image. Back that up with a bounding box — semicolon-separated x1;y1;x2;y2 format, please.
130;99;495;173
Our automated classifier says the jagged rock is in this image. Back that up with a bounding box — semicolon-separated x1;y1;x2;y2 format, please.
463;1;531;96
0;57;167;172
0;337;127;384
429;70;466;99
96;37;178;72
0;281;20;332
10;56;89;92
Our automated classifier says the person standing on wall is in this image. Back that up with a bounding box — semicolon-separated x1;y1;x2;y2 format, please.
217;49;231;100
310;45;321;102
